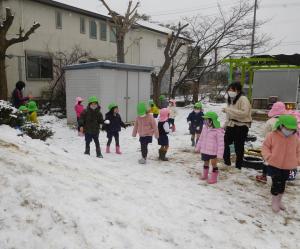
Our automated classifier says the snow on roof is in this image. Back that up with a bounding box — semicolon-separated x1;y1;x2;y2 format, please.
46;0;189;39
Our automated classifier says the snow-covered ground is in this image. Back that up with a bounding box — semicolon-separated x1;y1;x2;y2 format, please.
0;103;299;249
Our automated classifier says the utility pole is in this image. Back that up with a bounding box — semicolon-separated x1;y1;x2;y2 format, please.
250;0;258;55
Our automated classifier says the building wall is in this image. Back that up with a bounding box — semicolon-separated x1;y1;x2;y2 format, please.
3;0;187;98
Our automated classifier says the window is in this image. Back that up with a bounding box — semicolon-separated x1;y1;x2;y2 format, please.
26;53;53;80
89;20;97;39
80;17;86;34
56;11;62;29
110;26;116;43
99;21;107;41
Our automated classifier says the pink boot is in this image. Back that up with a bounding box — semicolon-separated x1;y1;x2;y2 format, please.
106;146;110;153
207;171;218;184
116;146;122;154
201;167;209;180
278;194;286;210
272;195;280;213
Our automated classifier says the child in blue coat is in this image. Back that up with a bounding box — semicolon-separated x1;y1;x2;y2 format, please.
187;102;204;146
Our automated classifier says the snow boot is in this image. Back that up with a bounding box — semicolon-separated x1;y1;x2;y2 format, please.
256;174;267;183
138;158;146;164
208;170;218;184
191;138;195;147
96;147;103;158
106;146;110;153
161;150;169;161
116;146;122;154
278;194;286;211
84;146;90;155
201;167;209;180
158;149;163;160
271;195;281;213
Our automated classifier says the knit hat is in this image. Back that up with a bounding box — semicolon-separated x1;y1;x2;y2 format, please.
159;95;166;101
88;96;99;104
203;111;221;128
108;102;118;111
274;115;298;130
27;101;38;112
159;108;170;122
137;102;147;116
75;97;84;104
268;102;287;118
194;102;202;109
18;105;28;112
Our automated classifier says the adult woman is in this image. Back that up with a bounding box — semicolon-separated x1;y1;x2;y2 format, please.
223;82;252;169
11;81;32;108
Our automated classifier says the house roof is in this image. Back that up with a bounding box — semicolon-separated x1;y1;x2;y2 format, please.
64;61;154;72
33;0;191;41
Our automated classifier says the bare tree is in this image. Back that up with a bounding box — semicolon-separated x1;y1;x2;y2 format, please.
100;0;140;63
46;46;90;112
0;7;40;100
171;1;271;102
151;23;188;104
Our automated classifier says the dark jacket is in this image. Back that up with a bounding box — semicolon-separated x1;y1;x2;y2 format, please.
104;111;126;133
79;107;104;134
187;111;204;133
11;88;29;108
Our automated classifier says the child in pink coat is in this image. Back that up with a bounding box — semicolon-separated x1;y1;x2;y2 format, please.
74;97;84;134
196;112;224;184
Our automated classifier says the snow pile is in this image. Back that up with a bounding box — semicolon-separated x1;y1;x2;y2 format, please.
0;104;299;249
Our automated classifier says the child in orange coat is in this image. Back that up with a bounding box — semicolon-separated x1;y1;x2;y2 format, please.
262;115;300;213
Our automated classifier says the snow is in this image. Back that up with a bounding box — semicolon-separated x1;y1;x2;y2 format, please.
0;103;300;249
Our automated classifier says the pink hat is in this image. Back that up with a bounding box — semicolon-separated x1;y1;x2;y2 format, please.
76;97;84;104
268;102;287;117
159;108;170;122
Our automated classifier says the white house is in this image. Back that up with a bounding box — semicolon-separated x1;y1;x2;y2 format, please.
0;0;190;98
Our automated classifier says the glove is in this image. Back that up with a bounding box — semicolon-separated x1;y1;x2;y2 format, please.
196;126;200;131
104;120;110;124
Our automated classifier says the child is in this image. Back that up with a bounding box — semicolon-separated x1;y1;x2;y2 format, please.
158;108;170;161
16;105;28;131
195;112;224;184
27;101;38;124
159;95;168;109
256;101;287;183
168;99;177;132
187;102;204;146
132;102;159;164
262;115;300;213
79;96;104;158
74;97;84;135
149;100;160;118
104;103;126;154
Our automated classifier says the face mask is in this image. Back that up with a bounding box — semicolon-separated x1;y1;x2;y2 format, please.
194;110;200;113
140;114;146;117
228;91;237;98
90;105;97;110
281;127;295;137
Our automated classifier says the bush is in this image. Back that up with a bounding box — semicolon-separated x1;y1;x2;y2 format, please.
0;100;24;127
22;123;54;141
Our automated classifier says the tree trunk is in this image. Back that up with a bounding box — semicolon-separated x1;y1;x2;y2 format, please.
0;52;8;100
117;36;125;63
151;74;160;105
171;84;179;99
192;80;200;103
168;63;174;98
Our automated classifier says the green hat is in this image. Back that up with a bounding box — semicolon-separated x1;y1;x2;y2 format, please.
159;95;166;101
108;102;118;111
137;102;147;116
27;101;38;112
88;96;99;104
18;105;28;112
275;115;298;130
203;111;221;128
194;102;202;109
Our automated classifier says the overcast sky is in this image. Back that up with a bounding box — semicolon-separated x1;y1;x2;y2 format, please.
82;0;300;54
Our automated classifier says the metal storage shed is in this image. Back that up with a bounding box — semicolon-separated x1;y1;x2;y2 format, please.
64;61;153;124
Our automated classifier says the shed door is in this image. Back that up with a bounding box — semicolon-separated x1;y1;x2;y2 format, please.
115;70;127;120
127;71;139;122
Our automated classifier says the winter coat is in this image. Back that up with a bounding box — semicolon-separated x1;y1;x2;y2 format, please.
158;121;170;137
79;107;104;134
27;112;38;124
224;95;252;128
11;88;29;108
169;105;177;119
132;114;159;138
262;130;300;170
74;104;84;118
187;111;204;133
104;111;126;133
196;125;225;159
